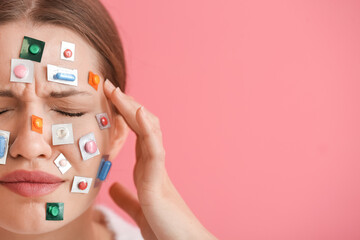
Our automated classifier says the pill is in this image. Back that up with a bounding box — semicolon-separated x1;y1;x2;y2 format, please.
0;136;6;158
29;44;40;55
53;73;76;81
100;117;108;126
78;180;88;190
98;160;112;181
84;140;97;154
63;49;72;58
59;159;68;167
48;206;59;217
56;127;68;139
14;64;28;79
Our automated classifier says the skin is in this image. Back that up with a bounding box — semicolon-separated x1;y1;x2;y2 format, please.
0;19;217;240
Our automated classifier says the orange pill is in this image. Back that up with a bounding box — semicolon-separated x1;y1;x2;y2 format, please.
88;71;100;90
31;115;43;134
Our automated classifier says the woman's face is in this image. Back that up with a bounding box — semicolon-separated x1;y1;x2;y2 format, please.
0;20;119;234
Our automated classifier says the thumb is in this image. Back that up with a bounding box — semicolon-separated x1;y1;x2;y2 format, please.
109;182;142;225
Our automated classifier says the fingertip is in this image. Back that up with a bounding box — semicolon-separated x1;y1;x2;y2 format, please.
104;79;115;95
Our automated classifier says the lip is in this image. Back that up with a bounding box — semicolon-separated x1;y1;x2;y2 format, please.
0;170;64;197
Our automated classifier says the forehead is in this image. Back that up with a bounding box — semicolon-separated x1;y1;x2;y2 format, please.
0;20;100;96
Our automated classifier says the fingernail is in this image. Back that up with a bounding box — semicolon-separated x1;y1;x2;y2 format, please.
104;79;115;92
115;87;123;95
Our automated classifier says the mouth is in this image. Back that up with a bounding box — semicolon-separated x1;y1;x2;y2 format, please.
0;170;65;197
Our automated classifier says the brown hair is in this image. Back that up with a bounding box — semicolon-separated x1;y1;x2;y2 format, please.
0;0;127;91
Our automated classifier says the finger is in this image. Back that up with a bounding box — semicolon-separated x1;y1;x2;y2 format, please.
109;182;142;225
104;80;142;134
136;106;165;161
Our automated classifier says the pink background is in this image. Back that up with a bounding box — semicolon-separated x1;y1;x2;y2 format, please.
96;0;360;239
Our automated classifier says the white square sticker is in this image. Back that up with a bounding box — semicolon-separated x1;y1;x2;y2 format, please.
54;153;72;174
60;41;75;62
0;130;10;165
52;124;74;146
10;59;34;83
71;176;93;194
47;64;78;86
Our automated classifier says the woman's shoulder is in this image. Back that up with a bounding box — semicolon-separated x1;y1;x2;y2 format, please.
93;204;144;240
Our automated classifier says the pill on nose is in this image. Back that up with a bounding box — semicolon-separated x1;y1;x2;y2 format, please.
31;115;43;134
78;180;88;190
14;64;28;79
63;49;72;58
84;140;97;154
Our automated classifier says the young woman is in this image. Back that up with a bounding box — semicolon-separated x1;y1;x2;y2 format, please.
0;0;217;239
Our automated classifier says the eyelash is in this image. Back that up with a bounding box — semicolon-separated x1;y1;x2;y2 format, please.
53;109;86;117
0;109;85;117
0;109;9;115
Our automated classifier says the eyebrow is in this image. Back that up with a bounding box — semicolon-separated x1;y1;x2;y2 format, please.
0;89;92;98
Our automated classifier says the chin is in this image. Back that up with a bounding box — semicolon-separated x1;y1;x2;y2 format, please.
0;201;69;235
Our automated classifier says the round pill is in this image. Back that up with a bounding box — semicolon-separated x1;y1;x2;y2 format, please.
29;44;40;55
84;140;97;154
56;128;68;139
92;75;100;85
59;159;67;167
49;206;59;217
78;180;88;190
33;118;42;129
14;64;28;79
100;117;108;126
63;49;72;58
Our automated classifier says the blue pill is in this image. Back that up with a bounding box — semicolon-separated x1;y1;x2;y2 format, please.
53;73;76;81
98;161;112;181
0;136;6;158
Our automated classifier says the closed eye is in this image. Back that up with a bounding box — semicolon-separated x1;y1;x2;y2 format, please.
53;109;86;117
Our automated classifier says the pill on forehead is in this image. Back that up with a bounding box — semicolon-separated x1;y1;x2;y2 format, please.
47;64;78;86
60;41;75;62
88;71;100;90
19;36;45;63
10;59;34;83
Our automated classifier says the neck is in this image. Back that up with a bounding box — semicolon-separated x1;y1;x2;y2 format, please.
0;205;101;240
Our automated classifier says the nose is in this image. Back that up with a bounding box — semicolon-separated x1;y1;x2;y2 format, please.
9;115;52;161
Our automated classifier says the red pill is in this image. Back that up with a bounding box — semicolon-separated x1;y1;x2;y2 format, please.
78;180;88;190
100;117;108;126
63;49;72;58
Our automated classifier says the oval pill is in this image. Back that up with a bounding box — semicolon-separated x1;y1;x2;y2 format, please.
98;161;112;181
0;136;6;158
53;73;76;81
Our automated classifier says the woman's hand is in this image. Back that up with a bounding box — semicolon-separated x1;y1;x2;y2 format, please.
103;80;217;240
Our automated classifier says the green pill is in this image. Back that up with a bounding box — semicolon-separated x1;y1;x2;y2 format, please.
48;206;59;217
29;44;40;55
